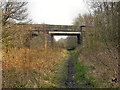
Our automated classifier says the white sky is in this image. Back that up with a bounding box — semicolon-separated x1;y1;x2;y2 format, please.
27;0;89;41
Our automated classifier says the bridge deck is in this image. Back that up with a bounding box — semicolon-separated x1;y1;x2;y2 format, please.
49;31;81;35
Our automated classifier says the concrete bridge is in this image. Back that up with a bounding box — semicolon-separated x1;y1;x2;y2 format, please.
28;24;86;45
16;24;87;48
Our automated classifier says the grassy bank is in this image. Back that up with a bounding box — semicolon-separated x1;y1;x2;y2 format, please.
42;51;69;88
72;51;98;88
2;47;69;88
75;42;118;88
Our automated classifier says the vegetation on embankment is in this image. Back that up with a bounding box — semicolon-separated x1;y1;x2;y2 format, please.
72;51;98;88
2;22;69;88
75;44;118;88
71;1;119;88
2;47;69;88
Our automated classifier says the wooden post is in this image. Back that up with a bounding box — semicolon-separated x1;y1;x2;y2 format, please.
45;30;47;50
0;5;2;90
44;25;47;50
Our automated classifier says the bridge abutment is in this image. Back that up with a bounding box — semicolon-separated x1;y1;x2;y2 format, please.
77;34;80;45
51;34;54;46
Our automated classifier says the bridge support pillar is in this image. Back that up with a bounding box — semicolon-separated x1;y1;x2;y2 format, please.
51;34;54;46
77;34;80;44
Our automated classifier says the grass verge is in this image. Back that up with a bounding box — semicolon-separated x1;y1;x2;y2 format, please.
42;51;69;88
72;51;98;88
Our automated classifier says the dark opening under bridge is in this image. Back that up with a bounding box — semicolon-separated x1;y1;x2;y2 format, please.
49;31;81;44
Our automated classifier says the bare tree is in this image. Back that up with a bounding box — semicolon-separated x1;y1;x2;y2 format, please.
2;2;31;26
1;1;32;52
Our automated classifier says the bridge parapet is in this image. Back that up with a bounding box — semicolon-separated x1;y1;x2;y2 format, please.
33;24;81;31
15;24;87;32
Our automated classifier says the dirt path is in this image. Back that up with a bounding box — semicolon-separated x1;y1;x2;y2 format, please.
65;51;77;88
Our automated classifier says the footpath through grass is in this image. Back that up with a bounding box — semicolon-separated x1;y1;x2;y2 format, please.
72;51;98;88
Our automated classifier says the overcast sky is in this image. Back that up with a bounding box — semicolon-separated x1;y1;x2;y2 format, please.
27;0;89;41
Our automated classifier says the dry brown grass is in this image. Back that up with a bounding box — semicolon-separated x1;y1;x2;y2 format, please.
2;47;67;88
